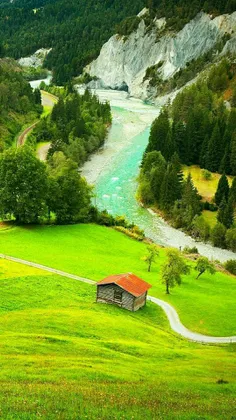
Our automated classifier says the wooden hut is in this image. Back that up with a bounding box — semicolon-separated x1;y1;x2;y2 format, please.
96;273;152;311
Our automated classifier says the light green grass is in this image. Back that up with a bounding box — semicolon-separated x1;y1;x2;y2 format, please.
0;265;235;419
183;165;233;202
0;223;235;336
202;210;218;228
36;141;50;150
41;105;51;117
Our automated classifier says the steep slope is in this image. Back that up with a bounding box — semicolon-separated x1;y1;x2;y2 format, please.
86;10;236;100
0;59;42;150
0;0;145;84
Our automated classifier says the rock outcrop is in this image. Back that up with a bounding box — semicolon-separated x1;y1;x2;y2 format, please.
18;48;51;68
86;11;236;100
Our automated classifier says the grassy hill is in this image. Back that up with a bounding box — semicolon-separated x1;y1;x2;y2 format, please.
0;257;235;419
0;223;235;336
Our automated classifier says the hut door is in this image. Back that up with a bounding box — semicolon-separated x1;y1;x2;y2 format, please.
114;289;123;303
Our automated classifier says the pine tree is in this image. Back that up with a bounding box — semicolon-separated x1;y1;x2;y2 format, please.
162;130;176;161
224;197;234;229
220;143;231;174
160;165;181;210
179;174;201;227
230;131;236;176
217;196;227;225
215;174;230;206
172;120;187;162
146;108;170;155
229;177;236;206
206;123;222;172
200;134;209;168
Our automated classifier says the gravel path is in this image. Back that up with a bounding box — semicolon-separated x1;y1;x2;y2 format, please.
0;252;235;344
17;121;39;147
148;296;236;344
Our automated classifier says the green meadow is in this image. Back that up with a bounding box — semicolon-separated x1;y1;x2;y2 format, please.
0;258;235;419
0;224;235;336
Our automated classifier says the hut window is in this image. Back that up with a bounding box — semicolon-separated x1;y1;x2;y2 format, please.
114;289;123;302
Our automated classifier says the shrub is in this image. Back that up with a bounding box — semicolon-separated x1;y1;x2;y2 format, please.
202;169;212;180
114;226;144;241
211;223;226;248
183;246;199;254
225;228;236;252
224;260;236;276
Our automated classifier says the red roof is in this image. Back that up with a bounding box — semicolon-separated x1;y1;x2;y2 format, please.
97;273;152;298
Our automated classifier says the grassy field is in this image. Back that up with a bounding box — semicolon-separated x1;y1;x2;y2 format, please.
0;259;235;419
0;223;235;337
182;165;233;202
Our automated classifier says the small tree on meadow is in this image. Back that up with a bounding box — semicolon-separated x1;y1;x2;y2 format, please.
195;257;216;279
143;244;159;272
161;249;189;294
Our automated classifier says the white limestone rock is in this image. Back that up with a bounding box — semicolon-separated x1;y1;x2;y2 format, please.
86;11;236;100
18;48;51;68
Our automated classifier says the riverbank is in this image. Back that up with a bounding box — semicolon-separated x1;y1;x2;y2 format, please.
81;89;236;263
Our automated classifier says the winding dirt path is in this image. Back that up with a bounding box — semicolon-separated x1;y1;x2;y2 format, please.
17;121;39;147
16;90;57;151
0;252;235;344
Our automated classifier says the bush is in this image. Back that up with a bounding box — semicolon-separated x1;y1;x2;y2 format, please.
211;223;226;248
224;260;236;276
183;246;199;254
225;228;236;252
202;169;212;180
191;215;210;242
114;226;144;241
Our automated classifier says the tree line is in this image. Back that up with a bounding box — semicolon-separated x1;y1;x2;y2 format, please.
0;59;42;150
0;0;145;85
0;146;91;224
138;59;236;251
29;86;111;167
147;60;236;175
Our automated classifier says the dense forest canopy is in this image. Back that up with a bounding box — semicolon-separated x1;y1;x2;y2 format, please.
0;58;42;149
0;0;235;84
0;0;145;84
139;58;236;251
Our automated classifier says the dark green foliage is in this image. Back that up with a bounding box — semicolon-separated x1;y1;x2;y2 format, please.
173;174;201;229
224;258;236;274
0;147;48;223
0;0;145;85
192;215;210;242
229;176;236;206
32;88;111;167
145;59;236;176
211;222;227;248
230;132;236;175
116;16;141;36
146;108;170;158
206;123;222;172
215;174;230;206
47;167;91;224
0;59;42;149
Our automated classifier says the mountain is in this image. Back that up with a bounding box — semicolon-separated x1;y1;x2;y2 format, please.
85;9;236;101
0;0;145;84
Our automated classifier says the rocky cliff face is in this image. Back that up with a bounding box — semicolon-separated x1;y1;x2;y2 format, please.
86;11;236;100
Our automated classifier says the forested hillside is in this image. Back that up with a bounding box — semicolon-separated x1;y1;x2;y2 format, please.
30;86;111;167
139;58;236;251
0;59;42;150
0;0;145;85
0;0;235;85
